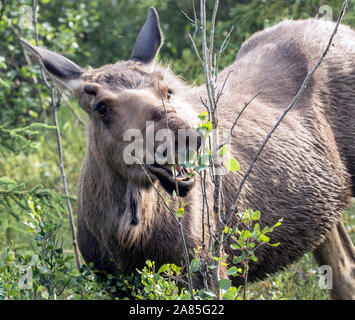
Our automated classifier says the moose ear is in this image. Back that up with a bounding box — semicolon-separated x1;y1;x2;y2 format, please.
130;7;163;64
20;38;83;93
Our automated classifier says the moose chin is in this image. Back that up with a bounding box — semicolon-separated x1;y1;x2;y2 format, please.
21;7;355;299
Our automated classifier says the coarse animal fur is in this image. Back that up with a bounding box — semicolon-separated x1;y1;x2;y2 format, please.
22;9;355;299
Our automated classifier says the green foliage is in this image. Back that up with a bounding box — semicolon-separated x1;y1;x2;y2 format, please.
0;121;71;250
0;123;54;154
225;157;240;172
131;261;192;300
0;197;193;300
228;210;282;270
1;0;355;300
0;198;74;299
185;209;284;300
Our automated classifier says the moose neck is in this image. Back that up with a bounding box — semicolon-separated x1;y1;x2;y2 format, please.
83;141;181;250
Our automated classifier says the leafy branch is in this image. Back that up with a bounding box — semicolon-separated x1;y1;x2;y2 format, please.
28;0;81;271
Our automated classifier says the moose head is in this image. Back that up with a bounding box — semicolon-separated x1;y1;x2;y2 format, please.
21;8;201;197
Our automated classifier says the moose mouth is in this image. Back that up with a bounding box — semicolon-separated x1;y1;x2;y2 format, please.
147;163;196;197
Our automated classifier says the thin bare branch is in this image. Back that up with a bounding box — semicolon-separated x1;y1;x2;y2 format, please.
216;69;233;104
199;0;225;299
188;33;204;66
215;25;234;79
219;89;263;149
180;8;195;24
62;95;86;126
31;0;81;271
209;0;219;79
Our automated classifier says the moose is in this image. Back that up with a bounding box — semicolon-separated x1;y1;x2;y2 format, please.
21;7;355;299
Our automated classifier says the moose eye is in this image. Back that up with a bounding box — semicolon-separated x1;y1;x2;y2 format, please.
94;102;108;117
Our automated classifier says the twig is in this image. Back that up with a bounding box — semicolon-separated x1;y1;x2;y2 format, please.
215;26;234;78
188;0;229;298
200;0;224;299
216;70;233;105
200;0;217;114
31;0;81;271
187;1;204;66
224;0;351;228
199;168;213;289
62;95;86;126
219;89;263;149
188;33;204;66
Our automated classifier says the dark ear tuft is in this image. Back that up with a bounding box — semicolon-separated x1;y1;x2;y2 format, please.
40;48;82;80
130;7;163;64
20;38;82;91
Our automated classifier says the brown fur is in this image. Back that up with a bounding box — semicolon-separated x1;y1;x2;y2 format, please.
73;19;355;291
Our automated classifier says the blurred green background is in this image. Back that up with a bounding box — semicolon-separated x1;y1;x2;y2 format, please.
0;0;354;299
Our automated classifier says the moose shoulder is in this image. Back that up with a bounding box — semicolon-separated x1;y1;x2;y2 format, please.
21;8;355;299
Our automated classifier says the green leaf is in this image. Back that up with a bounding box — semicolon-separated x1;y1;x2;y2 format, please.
254;223;260;233
198;289;215;300
176;207;184;218
190;258;200;273
201;121;213;132
225;158;240;172
249;254;258;262
270;242;280;247
198;112;208;121
248;242;256;249
226;266;238;276
252;210;261;220
219;278;232;290
158;264;169;274
259;234;270;243
242;211;250;223
223;290;235;300
182;292;191;300
230;243;240;250
241;230;252;240
219;145;228;156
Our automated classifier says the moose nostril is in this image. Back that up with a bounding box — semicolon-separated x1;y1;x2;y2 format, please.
83;84;98;96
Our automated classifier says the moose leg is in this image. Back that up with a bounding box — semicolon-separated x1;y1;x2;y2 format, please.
313;219;355;300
